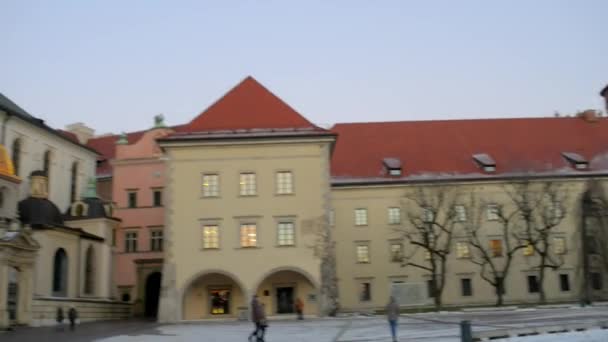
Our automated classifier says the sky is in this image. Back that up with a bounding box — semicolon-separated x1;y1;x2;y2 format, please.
1;0;607;134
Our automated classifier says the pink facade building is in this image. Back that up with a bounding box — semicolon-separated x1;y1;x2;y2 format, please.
111;120;172;317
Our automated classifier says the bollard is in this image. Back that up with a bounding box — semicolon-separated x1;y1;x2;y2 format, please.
460;320;473;342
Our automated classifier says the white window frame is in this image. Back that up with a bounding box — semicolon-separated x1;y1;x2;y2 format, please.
277;222;295;246
150;229;163;252
388;207;401;225
456;242;470;258
202;225;220;249
356;244;370;263
355;208;368;226
239;173;257;196
553;237;566;255
240;223;257;247
275;171;294;195
486;204;499;221
125;231;138;253
455;205;467;222
202;174;220;197
389;242;403;262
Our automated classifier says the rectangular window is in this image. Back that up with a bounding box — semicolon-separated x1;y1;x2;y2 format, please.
523;243;534;256
127;191;137;208
203;225;219;249
592;272;603;290
356;244;370;263
455;205;467;222
359;282;371;302
487;204;499;221
240;224;257;247
150;230;163;251
553;237;566;255
490;239;503;257
390;243;403;262
239;173;256;196
277;222;295;246
388;207;401;225
461;278;473;296
355;208;368;226
559;274;570;292
423;208;434;223
587;236;599;255
527;275;539;293
125;231;138;253
153;189;163;207
427;279;436;298
548;201;563;224
276;171;293;195
202;174;220;197
456;242;470;258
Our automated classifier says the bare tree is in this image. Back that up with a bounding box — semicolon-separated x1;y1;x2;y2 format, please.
394;186;460;310
463;193;528;306
309;215;340;316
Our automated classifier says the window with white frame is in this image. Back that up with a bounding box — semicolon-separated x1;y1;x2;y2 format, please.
277;222;295;246
125;231;138;253
388;207;401;224
486;204;499;221
548;201;563;224
355;208;368;226
390;242;403;262
203;225;219;249
356;244;370;263
553;237;566;255
239;173;256;196
456;242;470;258
276;171;293;194
202;174;219;197
150;229;163;251
455;205;467;222
240;224;257;247
423;208;434;223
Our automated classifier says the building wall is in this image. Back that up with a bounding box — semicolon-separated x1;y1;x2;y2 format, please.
30;298;130;326
158;138;332;322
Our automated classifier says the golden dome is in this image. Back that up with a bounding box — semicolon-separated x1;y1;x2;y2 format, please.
0;144;18;181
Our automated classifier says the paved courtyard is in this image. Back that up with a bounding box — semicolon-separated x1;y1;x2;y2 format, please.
2;306;608;341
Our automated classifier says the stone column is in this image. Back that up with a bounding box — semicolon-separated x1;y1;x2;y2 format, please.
0;264;8;329
17;266;33;325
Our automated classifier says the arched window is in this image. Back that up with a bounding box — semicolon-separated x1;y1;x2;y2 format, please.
70;162;78;203
43;150;51;194
52;248;68;296
84;245;95;295
11;138;21;176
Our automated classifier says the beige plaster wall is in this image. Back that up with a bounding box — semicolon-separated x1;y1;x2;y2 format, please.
30;298;131;326
31;229;80;298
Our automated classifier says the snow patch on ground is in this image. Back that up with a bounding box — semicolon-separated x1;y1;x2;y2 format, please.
494;328;608;341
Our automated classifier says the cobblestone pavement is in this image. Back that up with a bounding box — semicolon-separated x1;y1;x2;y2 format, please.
2;306;608;342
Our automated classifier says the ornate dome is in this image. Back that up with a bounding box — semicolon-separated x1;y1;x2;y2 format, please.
18;196;64;227
65;178;114;220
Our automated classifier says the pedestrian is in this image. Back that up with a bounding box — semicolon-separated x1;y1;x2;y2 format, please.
249;295;267;342
295;297;304;320
55;307;64;332
386;296;400;342
68;307;78;331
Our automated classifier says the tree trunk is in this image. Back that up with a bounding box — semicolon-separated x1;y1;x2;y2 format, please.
495;291;504;306
538;258;547;304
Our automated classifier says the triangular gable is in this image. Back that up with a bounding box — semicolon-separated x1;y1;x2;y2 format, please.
0;230;40;251
185;76;323;132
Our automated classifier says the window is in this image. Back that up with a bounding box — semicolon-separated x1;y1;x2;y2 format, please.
84;246;95;295
277;222;295;246
587;236;599;255
461;278;473;296
390;242;403;262
548;202;563;224
125;231;138;252
112;229;116;246
383;158;402;176
43;150;51;191
240;224;257;247
427;279;436;298
328;209;335;226
202;174;219;197
592;272;603;290
455;205;467;222
523;243;534;256
52;248;68;296
127;191;137;208
359;282;371;301
553;237;566;255
355;208;368;226
203;225;219;249
527;275;539;293
239;173;256;196
559;274;570;292
424;250;431;260
487;204;499;221
423;208;434;223
388;207;401;224
150;230;163;251
276;171;293;194
356;244;370;263
70;162;79;203
456;242;470;258
490;239;503;257
210;289;231;315
153;189;162;207
11;138;21;176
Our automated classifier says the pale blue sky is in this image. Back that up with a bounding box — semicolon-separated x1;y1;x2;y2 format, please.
1;0;606;134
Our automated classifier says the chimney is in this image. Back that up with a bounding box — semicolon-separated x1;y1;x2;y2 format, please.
65;122;95;144
577;109;599;123
601;84;608;113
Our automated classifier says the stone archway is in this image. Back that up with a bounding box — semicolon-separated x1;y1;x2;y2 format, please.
252;267;319;317
144;272;162;318
181;270;247;320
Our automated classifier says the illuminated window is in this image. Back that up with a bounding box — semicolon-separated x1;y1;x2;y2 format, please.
276;171;293;194
355;208;368;226
203;225;219;249
523;243;534;256
356;244;370;263
202;174;219;197
388;207;401;224
277;222;295;246
456;242;470;258
490;239;503;257
240;224;257;247
210;289;231;315
239;173;256;196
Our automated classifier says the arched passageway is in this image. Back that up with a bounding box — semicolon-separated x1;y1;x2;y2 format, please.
145;272;162;318
182;271;246;320
254;269;318;316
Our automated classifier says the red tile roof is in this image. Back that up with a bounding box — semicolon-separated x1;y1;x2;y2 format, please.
331;116;608;183
183;76;325;132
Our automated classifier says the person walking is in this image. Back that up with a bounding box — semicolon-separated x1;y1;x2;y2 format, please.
295;297;304;320
249;295;267;342
55;307;64;332
68;307;78;331
386;296;400;342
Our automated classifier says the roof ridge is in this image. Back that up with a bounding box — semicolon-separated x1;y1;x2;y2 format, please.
331;116;600;127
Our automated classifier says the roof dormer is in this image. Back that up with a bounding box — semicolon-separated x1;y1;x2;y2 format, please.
472;153;496;173
562;152;588;170
383;158;402;176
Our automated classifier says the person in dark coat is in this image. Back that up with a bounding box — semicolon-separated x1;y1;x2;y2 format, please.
249;295;267;341
386;296;400;342
68;307;78;331
295;297;304;320
55;307;64;331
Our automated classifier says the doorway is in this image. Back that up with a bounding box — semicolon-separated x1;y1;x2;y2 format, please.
144;272;162;318
276;287;294;314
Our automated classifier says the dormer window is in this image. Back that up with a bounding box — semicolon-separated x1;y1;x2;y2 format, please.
383;158;402;176
472;153;496;173
562;152;588;170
